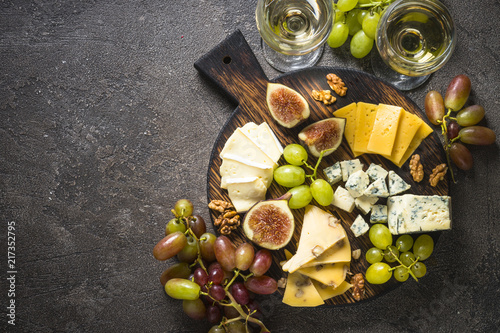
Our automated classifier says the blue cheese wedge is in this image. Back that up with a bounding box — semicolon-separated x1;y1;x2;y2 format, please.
340;159;363;182
323;162;342;185
363;178;389;198
350;215;369;237
388;170;411;195
345;169;370;198
331;186;355;213
387;195;452;234
366;163;388;182
370;204;388;223
355;195;379;215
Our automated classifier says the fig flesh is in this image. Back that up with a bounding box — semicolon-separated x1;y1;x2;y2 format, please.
266;83;310;128
242;193;294;250
298;118;345;157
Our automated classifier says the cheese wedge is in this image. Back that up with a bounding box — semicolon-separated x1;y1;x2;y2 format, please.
282;205;346;273
226;177;267;213
282;272;324;307
353;102;378;153
384;111;423;164
298;262;349;288
332;103;361;156
300;236;351;268
396;121;433;167
367;104;403;156
312;280;353;301
220;157;273;189
220;128;276;169
239;122;283;163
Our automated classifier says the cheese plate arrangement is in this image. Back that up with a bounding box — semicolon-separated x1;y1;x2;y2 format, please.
195;31;448;306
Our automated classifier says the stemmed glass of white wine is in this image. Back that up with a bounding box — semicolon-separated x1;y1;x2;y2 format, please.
372;0;456;90
256;0;333;72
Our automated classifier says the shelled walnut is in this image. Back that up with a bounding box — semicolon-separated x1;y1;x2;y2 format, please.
326;73;347;96
209;200;240;235
429;163;448;187
410;154;424;182
351;273;365;301
312;89;336;105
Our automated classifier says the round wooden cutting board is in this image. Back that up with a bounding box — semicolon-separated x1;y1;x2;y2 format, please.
195;30;448;306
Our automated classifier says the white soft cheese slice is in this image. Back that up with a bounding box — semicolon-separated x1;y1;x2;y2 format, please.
220;128;276;169
226;177;267;213
220;158;273;189
239;122;283;163
282;205;346;273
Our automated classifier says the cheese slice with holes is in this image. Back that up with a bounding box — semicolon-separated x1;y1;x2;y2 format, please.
396;121;434;167
332;103;361;156
220;128;276;169
384;111;423;164
282;205;346;273
239;122;283;163
312;280;353;301
367;104;404;156
298;262;349;288
282;271;324;307
353;102;378;153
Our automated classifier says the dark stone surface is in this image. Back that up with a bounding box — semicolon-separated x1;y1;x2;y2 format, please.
1;1;499;332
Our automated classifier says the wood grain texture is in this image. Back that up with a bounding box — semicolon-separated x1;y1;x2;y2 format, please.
196;31;448;306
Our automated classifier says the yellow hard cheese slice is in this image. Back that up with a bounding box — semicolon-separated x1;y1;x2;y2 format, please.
384;111;423;165
312;280;353;301
282;272;324;307
367;104;403;156
396;121;434;167
220;128;276;169
353;102;378;154
332;103;361;157
282;205;345;273
298;262;349;288
300;236;351;267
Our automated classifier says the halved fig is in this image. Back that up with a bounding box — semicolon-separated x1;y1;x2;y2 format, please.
266;83;310;128
242;193;294;250
298;118;345;157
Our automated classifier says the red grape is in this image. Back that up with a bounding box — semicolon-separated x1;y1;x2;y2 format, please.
444;74;471;111
188;215;206;238
153;232;187;261
459;126;496;145
193;267;208;287
214;236;236;271
230;282;250;305
206;305;222;324
244;276;278;295
208;284;226;301
208;262;224;285
425;90;445;125
450;142;473;170
447;121;460;140
249;249;272;277
182;298;206;320
235;242;255;271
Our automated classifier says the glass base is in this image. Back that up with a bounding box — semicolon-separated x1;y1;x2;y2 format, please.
371;51;430;91
261;39;324;72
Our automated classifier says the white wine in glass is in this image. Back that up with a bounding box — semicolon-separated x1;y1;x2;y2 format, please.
372;0;456;90
256;0;333;72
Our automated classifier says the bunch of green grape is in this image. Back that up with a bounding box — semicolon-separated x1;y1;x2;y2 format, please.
274;144;334;209
364;224;434;284
153;199;274;333
425;74;496;175
327;0;395;58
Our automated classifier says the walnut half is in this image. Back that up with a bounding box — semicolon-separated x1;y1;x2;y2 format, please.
410;154;424;182
326;73;347;96
351;273;365;301
209;200;240;235
429;163;448;187
312;89;336;105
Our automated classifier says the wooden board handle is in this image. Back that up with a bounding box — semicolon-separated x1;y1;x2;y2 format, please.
194;30;269;109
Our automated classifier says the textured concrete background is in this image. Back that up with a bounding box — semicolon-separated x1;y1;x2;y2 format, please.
1;0;499;332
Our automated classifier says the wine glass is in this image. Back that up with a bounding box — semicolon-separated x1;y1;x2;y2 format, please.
372;0;456;90
256;0;333;72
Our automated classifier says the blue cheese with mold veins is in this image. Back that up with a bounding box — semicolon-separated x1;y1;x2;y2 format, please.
370;204;388;223
350;215;369;237
363;178;389;198
388;195;452;234
388;170;411;196
366;163;388;182
340;159;363;182
345;170;369;198
323;162;342;185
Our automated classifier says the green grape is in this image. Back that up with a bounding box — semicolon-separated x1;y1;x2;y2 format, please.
413;234;434;261
283;144;308;166
310;179;334;206
365;247;383;264
174;199;193;217
288;185;313;209
357;0;373;4
394;266;410;282
357;10;368;25
450;142;473;171
411;262;427;278
226;320;246;333
160;262;192;286
456;105;485;127
334;9;345;23
350;29;374;58
208;326;226;333
165;218;186;235
369;224;393;250
327;21;350;48
337;0;358;12
177;235;198;263
365;262;392;284
164;278;201;300
273;165;306;188
182;298;206;320
383;245;399;263
399;251;416;267
346;9;362;35
395;234;414;252
361;11;380;39
459;126;496;145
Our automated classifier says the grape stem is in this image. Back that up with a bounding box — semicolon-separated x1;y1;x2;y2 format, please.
304;148;333;181
439;109;457;184
386;246;419;282
223;291;270;333
186;226;208;272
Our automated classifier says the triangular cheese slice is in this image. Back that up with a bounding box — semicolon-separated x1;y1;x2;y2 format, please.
220;128;276;168
282;272;324;307
220;158;273;189
298;262;349;288
226;177;267;213
300;236;351;267
312;280;353;301
282;205;346;273
239;122;283;163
